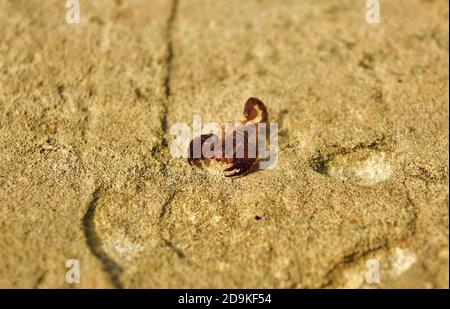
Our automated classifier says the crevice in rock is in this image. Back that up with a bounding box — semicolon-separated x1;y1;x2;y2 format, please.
33;270;47;288
82;187;124;289
158;192;192;262
154;0;182;265
162;238;185;259
161;0;179;147
309;135;393;176
159;191;176;219
320;185;420;289
80;1;181;288
319;242;388;288
401;167;418;238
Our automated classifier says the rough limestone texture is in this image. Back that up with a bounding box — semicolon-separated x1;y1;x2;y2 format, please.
0;0;448;288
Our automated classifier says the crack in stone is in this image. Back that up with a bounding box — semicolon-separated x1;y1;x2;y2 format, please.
320;169;421;288
158;192;199;265
159;191;176;219
309;135;394;176
164;0;178;98
79;0;180;288
161;0;178;147
162;238;185;259
33;270;47;288
158;192;183;256
319;242;388;288
155;0;184;263
82;187;124;289
401;168;418;238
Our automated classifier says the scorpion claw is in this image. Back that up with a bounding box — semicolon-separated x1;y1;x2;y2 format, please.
188;158;198;166
224;169;246;178
224;158;256;178
224;164;237;172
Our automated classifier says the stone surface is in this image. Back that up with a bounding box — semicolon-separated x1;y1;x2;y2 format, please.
0;0;448;288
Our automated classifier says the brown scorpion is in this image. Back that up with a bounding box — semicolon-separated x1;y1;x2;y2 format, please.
187;97;269;178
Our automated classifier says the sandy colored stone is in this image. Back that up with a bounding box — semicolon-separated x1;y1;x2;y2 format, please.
0;0;448;288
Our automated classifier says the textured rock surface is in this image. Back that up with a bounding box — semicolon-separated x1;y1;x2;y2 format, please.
0;0;448;288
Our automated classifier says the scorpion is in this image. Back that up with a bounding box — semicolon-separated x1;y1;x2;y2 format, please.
187;97;269;178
